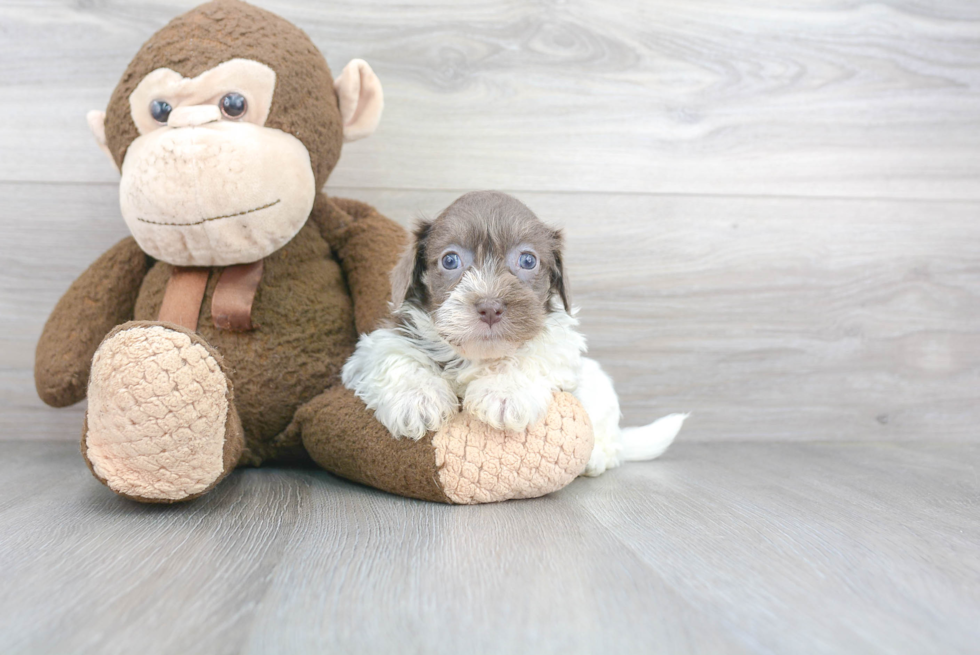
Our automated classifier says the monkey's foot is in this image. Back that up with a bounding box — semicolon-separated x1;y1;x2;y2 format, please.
295;387;594;504
82;322;243;503
434;392;594;503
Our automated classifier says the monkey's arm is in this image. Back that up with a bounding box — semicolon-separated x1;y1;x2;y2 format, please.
35;237;152;407
312;194;407;335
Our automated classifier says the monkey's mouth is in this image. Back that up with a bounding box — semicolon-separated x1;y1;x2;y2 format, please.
135;199;281;227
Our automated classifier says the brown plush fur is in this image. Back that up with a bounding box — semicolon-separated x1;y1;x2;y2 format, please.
47;190;410;478
314;197;410;335
285;385;451;503
35;238;151;407
128;193;405;466
51;189;415;495
103;0;343;189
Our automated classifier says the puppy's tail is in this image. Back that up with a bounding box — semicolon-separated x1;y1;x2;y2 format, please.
619;413;689;462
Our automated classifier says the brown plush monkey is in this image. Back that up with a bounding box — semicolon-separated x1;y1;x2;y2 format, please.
35;0;593;504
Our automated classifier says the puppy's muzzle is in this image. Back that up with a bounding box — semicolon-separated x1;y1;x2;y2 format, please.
475;299;505;326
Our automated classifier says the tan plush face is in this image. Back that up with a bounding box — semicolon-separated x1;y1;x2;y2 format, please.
118;59;315;266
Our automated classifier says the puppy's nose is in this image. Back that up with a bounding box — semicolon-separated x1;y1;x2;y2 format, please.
475;300;505;326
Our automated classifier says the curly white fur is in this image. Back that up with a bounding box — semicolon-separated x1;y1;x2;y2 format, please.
342;304;687;476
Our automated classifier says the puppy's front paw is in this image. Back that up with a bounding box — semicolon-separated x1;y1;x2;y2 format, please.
463;379;552;432
375;377;459;441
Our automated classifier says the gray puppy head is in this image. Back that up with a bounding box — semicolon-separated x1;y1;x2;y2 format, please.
391;190;569;359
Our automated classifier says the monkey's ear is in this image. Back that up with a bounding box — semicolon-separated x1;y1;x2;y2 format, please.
334;59;384;143
550;229;571;313
390;220;432;309
86;110;119;173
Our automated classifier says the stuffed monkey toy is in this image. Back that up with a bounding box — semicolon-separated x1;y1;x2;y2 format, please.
34;0;593;504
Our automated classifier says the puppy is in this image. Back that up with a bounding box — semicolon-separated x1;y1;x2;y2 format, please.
342;190;686;476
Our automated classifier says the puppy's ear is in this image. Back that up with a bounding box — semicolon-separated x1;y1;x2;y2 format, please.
390;220;432;309
549;229;571;312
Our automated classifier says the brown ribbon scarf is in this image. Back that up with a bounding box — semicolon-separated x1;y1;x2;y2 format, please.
158;260;264;332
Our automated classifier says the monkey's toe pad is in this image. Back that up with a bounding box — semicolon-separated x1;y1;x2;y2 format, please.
83;324;231;502
434;392;594;504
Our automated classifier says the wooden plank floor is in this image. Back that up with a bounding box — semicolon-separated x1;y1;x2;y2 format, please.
1;441;978;654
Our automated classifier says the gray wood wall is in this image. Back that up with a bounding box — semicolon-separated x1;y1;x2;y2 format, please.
2;0;978;442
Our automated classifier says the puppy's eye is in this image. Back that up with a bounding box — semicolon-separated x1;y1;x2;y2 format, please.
220;92;247;119
149;99;172;124
441;252;461;270
518;252;537;270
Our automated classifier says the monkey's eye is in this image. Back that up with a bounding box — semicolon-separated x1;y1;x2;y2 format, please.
441;253;461;270
149;99;172;124
220;93;248;119
518;252;537;270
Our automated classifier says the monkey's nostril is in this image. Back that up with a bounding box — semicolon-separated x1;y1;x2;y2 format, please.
475;300;505;326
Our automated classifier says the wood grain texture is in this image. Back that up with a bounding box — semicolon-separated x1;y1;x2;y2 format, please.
1;1;980;198
1;441;977;654
5;183;978;442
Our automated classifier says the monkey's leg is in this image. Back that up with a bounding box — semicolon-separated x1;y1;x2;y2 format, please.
282;385;594;504
82;322;244;503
